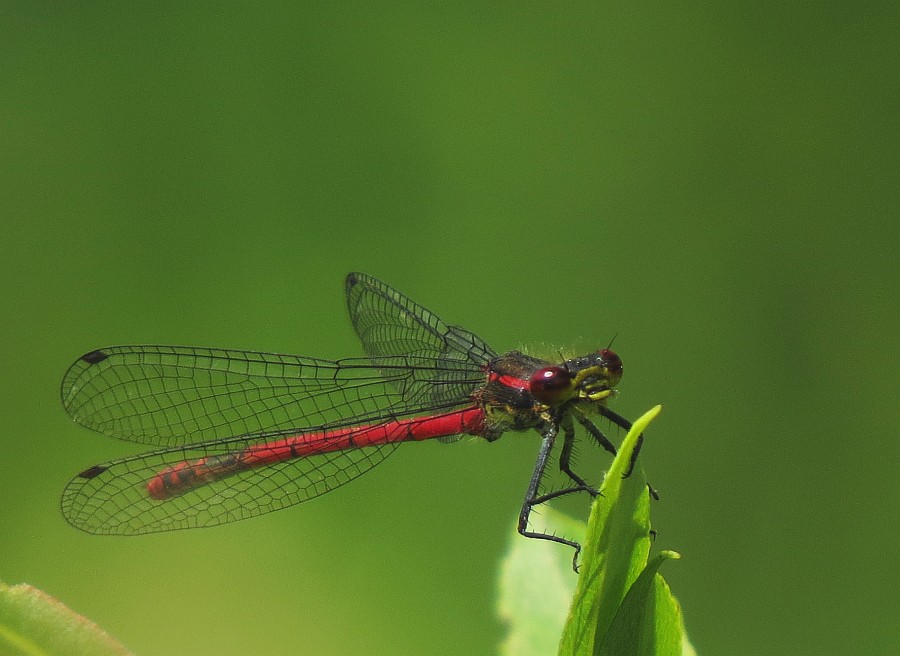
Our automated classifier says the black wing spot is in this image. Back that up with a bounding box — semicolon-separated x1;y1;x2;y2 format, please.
77;465;108;479
81;350;109;365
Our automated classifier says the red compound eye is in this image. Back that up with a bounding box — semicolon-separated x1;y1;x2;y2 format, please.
529;366;575;404
598;348;623;384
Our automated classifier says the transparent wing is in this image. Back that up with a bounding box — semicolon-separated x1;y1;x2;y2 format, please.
345;273;497;405
60;275;496;534
61;346;483;447
61;422;415;535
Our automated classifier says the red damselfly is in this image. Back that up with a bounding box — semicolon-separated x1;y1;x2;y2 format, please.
61;273;650;566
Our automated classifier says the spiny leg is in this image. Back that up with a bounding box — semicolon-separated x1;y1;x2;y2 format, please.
518;421;582;571
574;412;617;456
528;416;599;505
596;406;644;476
557;415;598;497
581;410;659;501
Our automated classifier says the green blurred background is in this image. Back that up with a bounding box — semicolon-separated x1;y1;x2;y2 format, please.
2;3;897;655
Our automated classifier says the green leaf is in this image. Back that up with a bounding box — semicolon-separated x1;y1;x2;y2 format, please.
598;551;684;656
558;405;680;656
497;507;583;656
0;582;133;656
497;405;695;656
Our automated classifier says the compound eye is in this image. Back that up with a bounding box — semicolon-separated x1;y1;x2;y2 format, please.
598;348;623;384
529;366;575;405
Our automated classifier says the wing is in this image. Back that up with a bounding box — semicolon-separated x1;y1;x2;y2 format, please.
61;346;481;447
61;422;417;535
345;273;497;405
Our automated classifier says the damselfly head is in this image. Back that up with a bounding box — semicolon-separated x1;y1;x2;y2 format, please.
564;349;623;404
527;349;623;406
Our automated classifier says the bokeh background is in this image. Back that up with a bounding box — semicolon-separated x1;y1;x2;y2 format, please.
2;4;897;655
